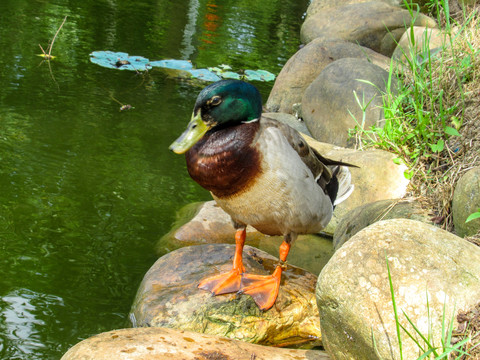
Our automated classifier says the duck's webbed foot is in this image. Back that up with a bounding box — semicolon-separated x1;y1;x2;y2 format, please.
239;266;282;311
198;268;243;295
198;227;246;295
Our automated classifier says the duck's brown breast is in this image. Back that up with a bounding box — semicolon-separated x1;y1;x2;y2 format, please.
185;121;261;198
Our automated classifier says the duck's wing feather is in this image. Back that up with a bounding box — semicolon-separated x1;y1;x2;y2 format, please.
259;116;356;204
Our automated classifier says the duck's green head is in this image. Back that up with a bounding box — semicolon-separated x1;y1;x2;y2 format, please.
169;80;262;154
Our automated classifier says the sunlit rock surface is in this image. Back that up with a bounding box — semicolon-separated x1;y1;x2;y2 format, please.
266;39;389;114
317;219;480;359
61;327;330;360
300;1;436;56
333;198;434;251
302;58;390;148
303;136;410;235
131;244;322;347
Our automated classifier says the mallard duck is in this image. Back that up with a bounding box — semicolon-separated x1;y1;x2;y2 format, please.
170;80;354;310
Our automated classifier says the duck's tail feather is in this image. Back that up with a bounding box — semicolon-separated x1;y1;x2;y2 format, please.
333;166;354;206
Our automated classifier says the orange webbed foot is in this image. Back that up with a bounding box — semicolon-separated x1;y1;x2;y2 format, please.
198;268;244;295
199;227;247;295
239;267;282;311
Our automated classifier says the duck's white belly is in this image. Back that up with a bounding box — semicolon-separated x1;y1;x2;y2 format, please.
212;127;333;236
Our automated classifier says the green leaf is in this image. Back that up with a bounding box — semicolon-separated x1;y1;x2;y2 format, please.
392;157;402;165
429;139;444;152
444;126;460;136
465;210;480;223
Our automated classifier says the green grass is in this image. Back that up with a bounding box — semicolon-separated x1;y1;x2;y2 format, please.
466;209;480;223
350;0;477;177
383;256;474;359
349;0;480;229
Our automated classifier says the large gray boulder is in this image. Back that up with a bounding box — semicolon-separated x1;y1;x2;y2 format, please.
301;1;437;56
317;219;480;359
266;39;389;114
302;58;391;148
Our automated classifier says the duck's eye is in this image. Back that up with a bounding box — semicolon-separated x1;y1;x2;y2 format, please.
210;96;222;106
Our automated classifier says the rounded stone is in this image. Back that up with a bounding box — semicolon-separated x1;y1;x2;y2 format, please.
317;219;480;359
302;58;390;147
452;166;480;237
131;244;322;347
266;38;389;114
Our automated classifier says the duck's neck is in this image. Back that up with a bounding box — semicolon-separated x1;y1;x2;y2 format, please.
185;121;261;198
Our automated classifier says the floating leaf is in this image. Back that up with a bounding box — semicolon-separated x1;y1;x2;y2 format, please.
220;71;241;80
188;69;221;82
148;59;193;70
89;51;276;82
244;69;276;81
89;51;150;71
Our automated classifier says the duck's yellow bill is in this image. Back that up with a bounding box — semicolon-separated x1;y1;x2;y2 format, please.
169;112;211;154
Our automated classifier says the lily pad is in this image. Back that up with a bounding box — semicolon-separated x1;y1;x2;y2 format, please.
148;59;193;70
244;69;276;82
90;51;150;71
208;67;242;80
89;51;276;82
187;69;221;82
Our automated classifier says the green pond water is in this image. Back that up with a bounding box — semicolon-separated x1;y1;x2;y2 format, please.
0;0;309;358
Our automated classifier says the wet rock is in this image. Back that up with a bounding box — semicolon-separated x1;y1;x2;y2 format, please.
156;201;263;252
157;200;334;275
61;327;330;360
302;58;391;148
131;244;322;347
333;198;434;250
303;136;410;235
392;26;447;63
266;39;390;114
452;166;480;237
300;1;436;56
317;219;480;359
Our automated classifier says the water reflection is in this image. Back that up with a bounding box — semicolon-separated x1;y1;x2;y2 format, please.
0;289;63;358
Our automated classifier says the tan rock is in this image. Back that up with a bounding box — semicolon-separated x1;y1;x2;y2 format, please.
305;0;431;18
393;26;447;62
300;1;437;56
61;327;330;360
131;244;322;347
317;219;480;359
302;136;410;234
263;112;311;135
333;198;434;250
266;39;390;114
452;166;480;237
301;58;391;148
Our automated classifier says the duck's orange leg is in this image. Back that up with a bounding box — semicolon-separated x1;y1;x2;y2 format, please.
198;227;246;295
240;240;291;311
